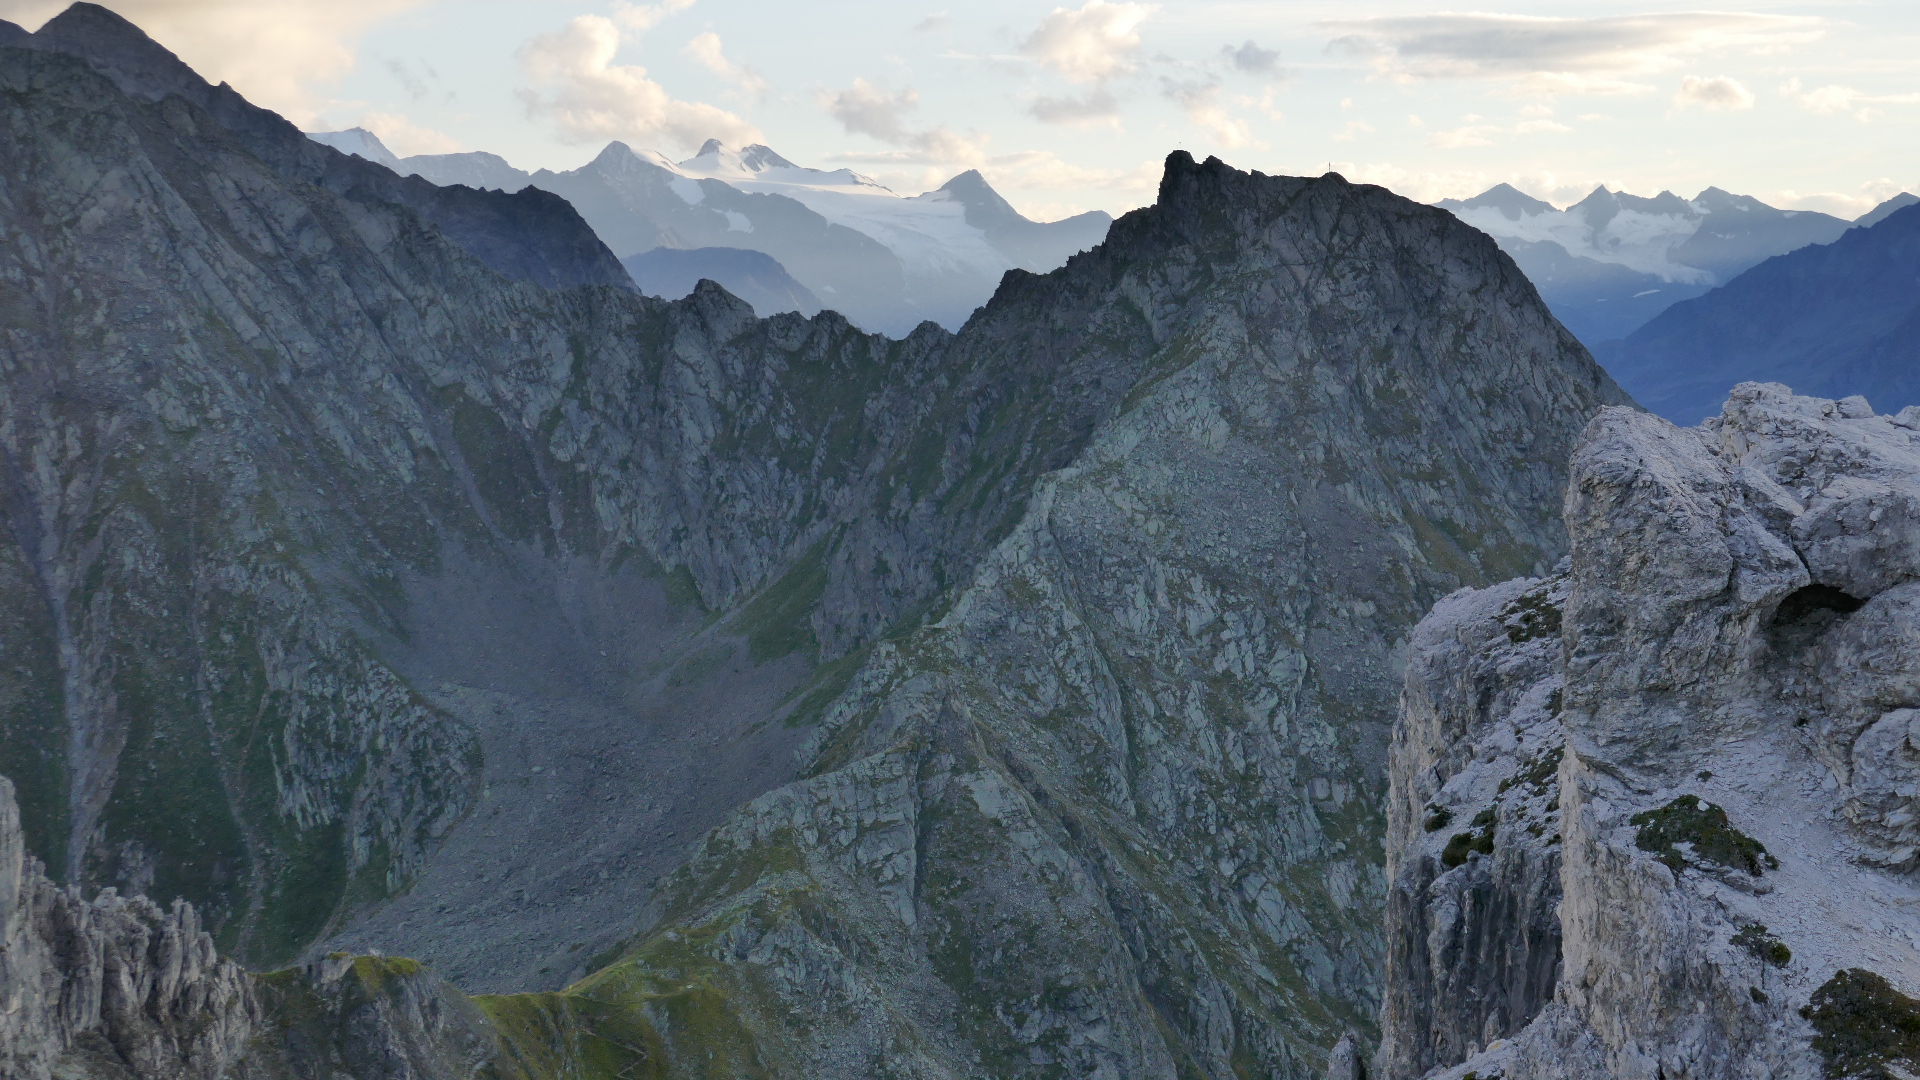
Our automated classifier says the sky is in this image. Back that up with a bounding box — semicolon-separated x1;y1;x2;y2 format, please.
4;0;1918;222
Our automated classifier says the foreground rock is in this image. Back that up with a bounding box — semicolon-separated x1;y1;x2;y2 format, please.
1385;383;1920;1079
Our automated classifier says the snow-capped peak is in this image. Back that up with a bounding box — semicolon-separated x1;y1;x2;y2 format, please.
674;140;888;194
307;127;402;171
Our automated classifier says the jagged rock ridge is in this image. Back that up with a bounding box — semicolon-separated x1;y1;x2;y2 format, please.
12;3;632;293
2;8;1629;1076
1385;383;1920;1079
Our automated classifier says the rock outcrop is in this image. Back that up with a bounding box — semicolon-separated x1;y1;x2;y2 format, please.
2;4;1638;1073
1385;383;1920;1079
488;150;1628;1077
15;3;634;293
0;774;257;1078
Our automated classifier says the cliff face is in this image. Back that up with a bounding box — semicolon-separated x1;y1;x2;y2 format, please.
1386;383;1920;1080
485;154;1627;1078
0;775;257;1078
17;3;633;294
0;5;1639;1073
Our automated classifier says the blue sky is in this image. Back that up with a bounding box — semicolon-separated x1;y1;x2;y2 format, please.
5;0;1918;220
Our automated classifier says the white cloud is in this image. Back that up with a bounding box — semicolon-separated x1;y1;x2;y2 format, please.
1674;75;1754;111
1325;12;1822;94
1029;89;1121;127
1429;116;1572;149
819;79;986;165
683;32;768;99
0;0;427;126
1020;1;1156;84
1163;80;1251;148
822;78;918;142
914;12;949;33
608;0;695;35
519;13;759;150
1773;179;1916;217
1780;78;1920;121
1332;119;1375;142
360;110;461;155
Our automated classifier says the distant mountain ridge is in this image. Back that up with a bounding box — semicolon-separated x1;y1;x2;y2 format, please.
1599;200;1920;423
12;5;633;294
308;127;1113;335
1437;182;1909;346
621;246;822;317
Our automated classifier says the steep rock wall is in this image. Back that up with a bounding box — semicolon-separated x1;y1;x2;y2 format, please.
1388;383;1920;1080
513;155;1629;1078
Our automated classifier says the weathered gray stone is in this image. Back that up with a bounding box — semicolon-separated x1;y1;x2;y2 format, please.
1388;383;1920;1080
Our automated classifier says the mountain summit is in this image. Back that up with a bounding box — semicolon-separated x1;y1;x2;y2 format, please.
1;12;1625;1070
321;133;1117;334
1440;183;1854;345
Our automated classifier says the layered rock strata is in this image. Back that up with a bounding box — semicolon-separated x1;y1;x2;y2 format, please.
1386;383;1920;1080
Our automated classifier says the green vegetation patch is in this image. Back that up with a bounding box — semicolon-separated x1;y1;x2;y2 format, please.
1501;590;1563;644
1630;795;1777;877
1423;804;1453;833
1499;745;1563;798
1803;968;1920;1079
732;540;830;664
1732;923;1792;968
1441;807;1497;869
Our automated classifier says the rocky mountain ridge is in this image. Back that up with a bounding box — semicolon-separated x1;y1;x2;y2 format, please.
1437;183;1880;347
0;3;1635;1076
7;4;633;294
1384;383;1920;1079
311;127;1111;335
1597;202;1920;425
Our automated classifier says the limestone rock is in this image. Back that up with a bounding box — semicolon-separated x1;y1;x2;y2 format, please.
1386;383;1920;1079
0;774;258;1078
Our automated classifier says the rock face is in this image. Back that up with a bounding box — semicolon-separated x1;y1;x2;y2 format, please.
0;774;257;1078
1;5;1636;1074
497;152;1627;1077
17;4;633;293
1385;383;1920;1079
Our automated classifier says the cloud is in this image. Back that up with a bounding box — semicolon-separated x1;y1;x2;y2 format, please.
1674;75;1753;111
360;110;461;155
1223;40;1279;74
1029;89;1121;127
608;0;695;34
519;12;759;150
1020;1;1156;84
819;78;986;165
914;12;949;33
684;32;768;99
1429;114;1572;149
1780;78;1920;121
822;78;918;142
0;0;428;125
1332;119;1375;142
1163;80;1251;148
1773;179;1916;217
1325;12;1822;93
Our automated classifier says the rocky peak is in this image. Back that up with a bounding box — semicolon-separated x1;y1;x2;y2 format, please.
1387;382;1920;1079
10;5;634;292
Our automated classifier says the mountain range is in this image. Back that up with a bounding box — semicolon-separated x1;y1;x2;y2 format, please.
0;4;1630;1076
1439;182;1915;346
8;4;1920;1080
1597;199;1920;422
309;127;1112;335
